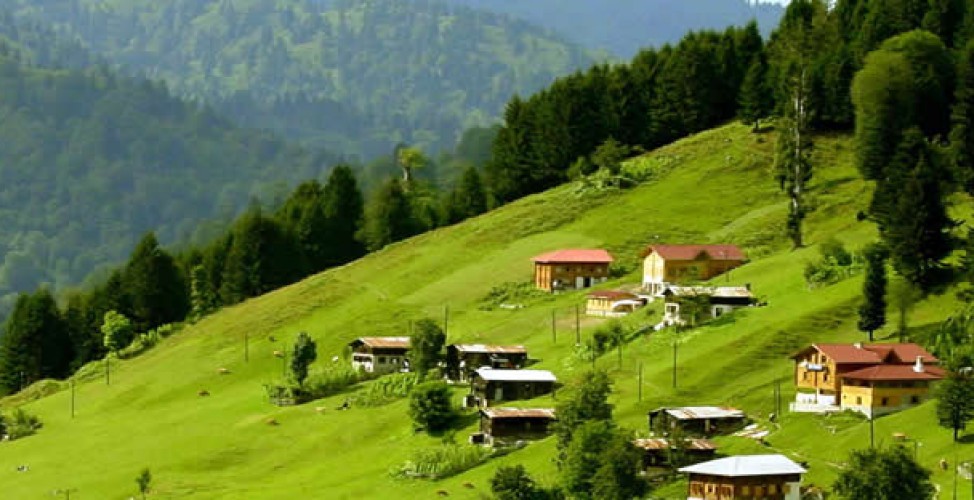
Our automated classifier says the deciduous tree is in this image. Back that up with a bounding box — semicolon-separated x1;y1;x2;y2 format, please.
833;446;935;500
410;318;446;376
408;381;454;432
936;374;974;441
290;332;317;386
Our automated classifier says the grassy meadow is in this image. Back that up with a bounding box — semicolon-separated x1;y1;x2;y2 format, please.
1;122;971;499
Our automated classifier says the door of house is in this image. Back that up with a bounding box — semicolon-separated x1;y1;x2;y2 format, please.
575;276;585;288
494;386;503;401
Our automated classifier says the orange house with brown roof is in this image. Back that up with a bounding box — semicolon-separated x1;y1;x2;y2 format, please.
642;244;746;296
533;249;613;292
790;343;944;417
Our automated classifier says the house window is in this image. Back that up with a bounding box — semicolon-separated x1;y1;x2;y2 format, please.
742;486;750;495
802;372;809;381
911;395;921;404
856;397;862;405
823;372;829;382
881;397;889;406
378;357;386;364
769;484;778;494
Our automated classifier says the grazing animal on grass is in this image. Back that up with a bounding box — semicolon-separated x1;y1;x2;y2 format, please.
436;490;448;496
198;390;210;397
266;418;279;426
218;367;230;375
273;350;284;358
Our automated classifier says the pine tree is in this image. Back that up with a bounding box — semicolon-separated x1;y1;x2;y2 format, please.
321;165;365;267
950;40;974;194
885;143;954;293
189;264;217;320
0;290;72;393
124;232;188;332
857;243;889;341
738;55;771;131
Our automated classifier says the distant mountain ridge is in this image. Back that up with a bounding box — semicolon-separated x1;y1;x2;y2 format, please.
444;0;786;57
6;0;596;158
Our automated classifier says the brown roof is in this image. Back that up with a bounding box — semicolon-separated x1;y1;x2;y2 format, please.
644;244;745;261
451;344;527;355
480;408;556;420
632;438;718;451
587;290;640;300
532;249;614;264
792;343;939;365
841;364;946;381
348;336;411;349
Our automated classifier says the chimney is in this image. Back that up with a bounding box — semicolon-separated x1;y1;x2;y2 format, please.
914;356;924;373
853;342;863;349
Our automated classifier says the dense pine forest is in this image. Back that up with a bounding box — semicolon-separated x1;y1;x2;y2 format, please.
5;0;595;158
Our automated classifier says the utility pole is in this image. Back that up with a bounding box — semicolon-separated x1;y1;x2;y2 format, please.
105;357;110;386
869;416;875;449
551;309;556;344
244;331;249;363
444;305;450;337
70;380;75;419
575;306;580;345
638;363;643;402
672;340;678;389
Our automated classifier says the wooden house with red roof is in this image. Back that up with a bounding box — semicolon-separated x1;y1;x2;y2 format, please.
642;244;746;296
532;249;613;292
790;342;944;417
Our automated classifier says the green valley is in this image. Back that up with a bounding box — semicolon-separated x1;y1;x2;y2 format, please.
2;123;969;498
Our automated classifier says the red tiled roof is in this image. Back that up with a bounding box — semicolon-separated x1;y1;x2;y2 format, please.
644;244;745;261
793;343;939;365
841;364;946;381
587;290;640;300
532;249;613;264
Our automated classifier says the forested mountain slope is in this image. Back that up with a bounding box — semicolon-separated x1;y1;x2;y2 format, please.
0;51;334;322
7;0;595;158
446;0;785;57
2;123;970;498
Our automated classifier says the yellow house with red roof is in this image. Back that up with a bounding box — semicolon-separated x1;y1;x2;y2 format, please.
532;249;613;292
790;342;944;417
642;244;746;295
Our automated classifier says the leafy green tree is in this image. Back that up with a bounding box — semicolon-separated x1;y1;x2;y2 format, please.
833;446;935;500
290;332;317;386
590;137;633;176
491;465;539;500
189;264;218;321
857;243;889;341
936;374;974;441
360;179;418;251
554;370;613;454
852;49;917;181
561;419;616;497
101;310;133;354
396;146;428;187
738;55;771;131
590;431;647;500
124;232;188;332
408;381;454;432
136;467;152;500
410;318;446;376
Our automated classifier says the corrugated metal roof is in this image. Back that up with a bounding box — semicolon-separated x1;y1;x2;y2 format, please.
650;406;745;420
645;244;746;261
663;286;753;299
531;249;614;264
481;408;556;419
474;368;557;383
632;438;718;451
679;454;806;477
452;344;527;355
348;337;411;349
841;364;946;381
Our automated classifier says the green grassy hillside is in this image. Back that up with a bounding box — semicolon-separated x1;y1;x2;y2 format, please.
1;123;969;499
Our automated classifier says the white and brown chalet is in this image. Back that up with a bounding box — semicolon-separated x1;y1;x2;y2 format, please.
347;336;411;374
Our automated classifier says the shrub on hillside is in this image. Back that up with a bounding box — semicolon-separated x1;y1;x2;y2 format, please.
4;408;41;440
391;443;492;480
480;282;549;310
354;372;418;407
804;239;864;287
409;381;455;433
